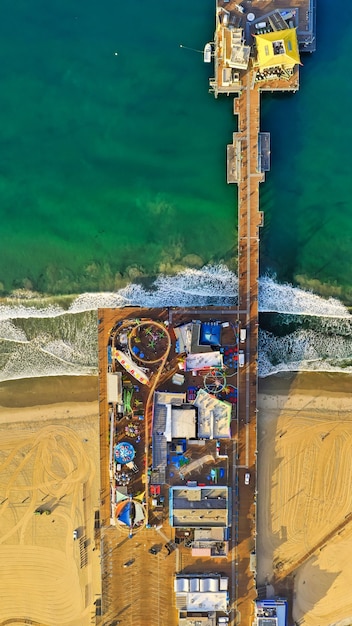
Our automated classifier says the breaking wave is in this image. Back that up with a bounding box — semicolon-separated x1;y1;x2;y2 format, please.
0;265;350;381
258;276;349;318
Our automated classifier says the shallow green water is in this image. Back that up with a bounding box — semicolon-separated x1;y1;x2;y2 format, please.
0;0;236;293
0;0;351;295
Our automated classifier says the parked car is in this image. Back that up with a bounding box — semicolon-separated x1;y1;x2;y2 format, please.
123;559;135;568
245;472;250;485
149;546;159;555
73;529;78;540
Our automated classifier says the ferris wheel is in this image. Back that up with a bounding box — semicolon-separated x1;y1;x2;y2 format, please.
203;369;226;394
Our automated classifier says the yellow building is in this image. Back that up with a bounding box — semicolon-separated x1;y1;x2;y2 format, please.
254;28;301;70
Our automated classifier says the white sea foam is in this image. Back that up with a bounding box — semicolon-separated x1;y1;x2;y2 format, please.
259;329;352;377
69;265;238;311
0;320;28;342
259;275;349;318
0;265;351;381
42;340;81;365
1;266;349;318
0;340;94;382
0;303;64;321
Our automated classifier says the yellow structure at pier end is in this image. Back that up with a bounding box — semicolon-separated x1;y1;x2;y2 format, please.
254;28;301;70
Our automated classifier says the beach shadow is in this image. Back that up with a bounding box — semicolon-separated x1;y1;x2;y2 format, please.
292;557;340;624
257;367;351;626
256;396;285;584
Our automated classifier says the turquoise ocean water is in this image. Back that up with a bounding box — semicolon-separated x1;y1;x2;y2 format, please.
0;0;352;297
261;1;352;298
0;0;235;293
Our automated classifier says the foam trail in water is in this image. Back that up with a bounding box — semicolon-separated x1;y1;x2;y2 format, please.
70;265;238;311
259;276;349;318
0;266;349;318
259;326;352;377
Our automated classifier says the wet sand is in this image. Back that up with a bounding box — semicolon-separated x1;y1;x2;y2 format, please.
259;370;352;397
0;375;98;408
0;371;346;409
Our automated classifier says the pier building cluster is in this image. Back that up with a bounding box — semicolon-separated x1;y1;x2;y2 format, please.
211;0;315;96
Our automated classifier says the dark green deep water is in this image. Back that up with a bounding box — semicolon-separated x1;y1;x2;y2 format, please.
0;0;352;296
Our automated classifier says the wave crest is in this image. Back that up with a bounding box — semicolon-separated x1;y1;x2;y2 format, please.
259;275;349;317
0;266;350;381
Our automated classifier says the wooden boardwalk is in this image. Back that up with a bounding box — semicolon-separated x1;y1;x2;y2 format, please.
97;308;247;626
231;72;265;626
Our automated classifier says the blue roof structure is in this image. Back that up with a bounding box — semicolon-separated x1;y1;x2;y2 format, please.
200;322;221;346
256;599;288;626
119;501;133;526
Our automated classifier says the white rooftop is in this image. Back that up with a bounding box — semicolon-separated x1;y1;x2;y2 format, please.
175;577;228;612
194;389;231;439
186;352;223;371
186;591;227;612
168;406;197;441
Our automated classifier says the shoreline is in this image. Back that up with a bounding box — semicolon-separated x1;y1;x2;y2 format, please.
0;375;98;407
258;370;352;396
0;370;351;409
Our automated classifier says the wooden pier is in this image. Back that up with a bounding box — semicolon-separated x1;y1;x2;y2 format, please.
213;0;316;623
95;1;316;624
229;73;264;626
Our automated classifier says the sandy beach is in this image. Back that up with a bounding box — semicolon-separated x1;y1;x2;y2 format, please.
1;372;352;625
258;372;352;626
0;375;100;626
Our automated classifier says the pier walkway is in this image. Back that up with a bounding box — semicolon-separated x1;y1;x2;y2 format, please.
211;0;316;620
228;71;265;626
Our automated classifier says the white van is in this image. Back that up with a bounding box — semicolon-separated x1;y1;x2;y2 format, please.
245;472;250;485
239;351;245;367
240;328;247;343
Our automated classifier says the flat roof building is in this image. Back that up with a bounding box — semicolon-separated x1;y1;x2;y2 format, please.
170;486;230;528
186;352;223;371
107;372;122;404
194;389;231;439
152;391;186;480
174;575;229;613
223;27;250;70
165;406;197;441
256;599;288;626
